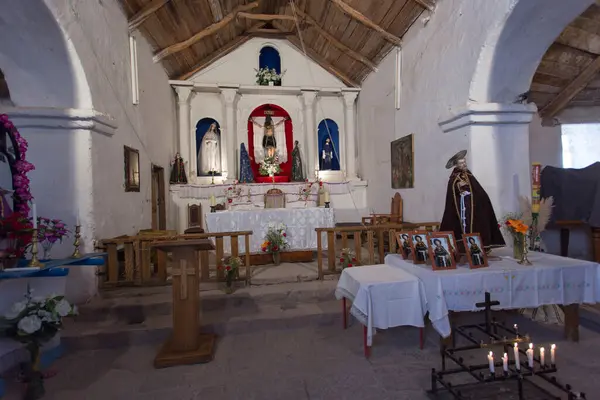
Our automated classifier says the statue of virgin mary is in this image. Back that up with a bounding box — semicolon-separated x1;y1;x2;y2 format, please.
198;123;221;175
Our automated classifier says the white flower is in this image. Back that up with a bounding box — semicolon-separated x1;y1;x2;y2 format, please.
4;301;26;319
71;305;79;316
18;315;42;334
37;310;54;322
55;299;72;317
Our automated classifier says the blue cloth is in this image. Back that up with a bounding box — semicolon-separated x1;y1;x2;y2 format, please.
1;253;106;280
239;143;255;183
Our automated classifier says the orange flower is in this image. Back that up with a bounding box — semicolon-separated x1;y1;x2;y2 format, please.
507;219;528;234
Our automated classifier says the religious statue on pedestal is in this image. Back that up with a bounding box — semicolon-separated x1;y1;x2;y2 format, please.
321;137;334;170
251;114;288;164
239;143;254;183
198;123;221;175
169;152;188;184
439;150;505;252
291;140;304;182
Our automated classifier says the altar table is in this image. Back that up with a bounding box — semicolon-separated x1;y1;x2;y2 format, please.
335;264;428;349
205;207;335;253
385;248;600;338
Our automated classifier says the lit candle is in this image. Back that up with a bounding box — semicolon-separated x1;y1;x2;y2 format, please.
550;344;556;365
210;195;216;206
324;191;330;202
502;353;508;372
540;347;545;366
526;343;534;368
488;351;495;374
513;343;521;370
32;203;37;229
514;324;518;335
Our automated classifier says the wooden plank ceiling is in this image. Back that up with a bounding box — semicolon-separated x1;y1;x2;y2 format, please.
530;4;600;119
118;0;434;86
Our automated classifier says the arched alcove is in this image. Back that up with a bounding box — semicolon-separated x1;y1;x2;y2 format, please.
317;119;340;171
258;45;282;86
196;118;222;176
0;118;21;212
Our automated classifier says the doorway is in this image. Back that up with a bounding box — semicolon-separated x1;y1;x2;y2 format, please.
151;165;166;230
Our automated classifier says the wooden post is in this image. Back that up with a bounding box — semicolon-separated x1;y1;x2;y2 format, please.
106;243;118;284
317;230;324;280
151;239;216;368
327;231;336;272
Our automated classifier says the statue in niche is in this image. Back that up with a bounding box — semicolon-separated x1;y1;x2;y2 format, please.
169;152;188;184
439;150;505;253
251;115;288;164
320;137;334;170
239;143;254;183
291;140;304;182
198;123;221;175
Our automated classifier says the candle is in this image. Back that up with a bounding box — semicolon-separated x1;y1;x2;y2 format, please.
540;347;545;366
550;344;556;365
514;324;518;335
32;203;37;229
488;351;495;374
324;191;330;202
502;353;508;372
513;343;521;370
526;343;534;368
210;195;216;206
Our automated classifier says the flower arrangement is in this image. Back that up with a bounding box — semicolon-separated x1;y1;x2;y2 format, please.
0;115;35;216
339;248;358;269
517;195;554;251
255;67;284;86
297;179;314;203
36;218;69;259
261;223;289;264
0;287;77;398
499;212;529;260
224;183;242;204
0;211;33;261
259;154;281;176
220;256;242;292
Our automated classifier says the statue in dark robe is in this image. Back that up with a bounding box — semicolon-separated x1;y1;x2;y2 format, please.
291;140;304;182
321;137;334;170
239;143;254;183
439;150;505;252
262;115;277;159
169;152;188;184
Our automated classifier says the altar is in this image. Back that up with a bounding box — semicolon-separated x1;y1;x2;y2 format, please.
205;207;335;254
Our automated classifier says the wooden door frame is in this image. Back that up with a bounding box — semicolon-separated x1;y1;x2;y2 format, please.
151;164;167;230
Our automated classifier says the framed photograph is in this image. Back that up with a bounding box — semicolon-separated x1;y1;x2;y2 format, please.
428;233;457;271
463;233;488;269
390;134;414;189
437;231;458;257
410;231;430;264
395;231;413;260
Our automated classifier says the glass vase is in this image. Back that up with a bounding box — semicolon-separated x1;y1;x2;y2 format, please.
42;242;54;261
513;235;524;260
272;252;281;266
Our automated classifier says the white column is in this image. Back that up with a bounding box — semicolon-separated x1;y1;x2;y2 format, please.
302;90;318;177
174;86;194;177
342;90;359;180
439;103;536;218
220;88;238;181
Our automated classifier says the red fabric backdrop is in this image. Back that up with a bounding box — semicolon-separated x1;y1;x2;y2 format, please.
247;104;293;181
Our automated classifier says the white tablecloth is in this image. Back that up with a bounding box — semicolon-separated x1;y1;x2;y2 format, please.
385;248;600;338
204;207;335;253
335;264;428;346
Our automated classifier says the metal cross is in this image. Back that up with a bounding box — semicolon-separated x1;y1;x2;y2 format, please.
171;259;196;300
475;292;500;334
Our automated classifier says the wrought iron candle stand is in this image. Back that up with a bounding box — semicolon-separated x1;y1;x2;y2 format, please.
428;292;585;400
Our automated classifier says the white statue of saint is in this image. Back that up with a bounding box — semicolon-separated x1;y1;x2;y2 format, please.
198;122;221;174
251;116;287;164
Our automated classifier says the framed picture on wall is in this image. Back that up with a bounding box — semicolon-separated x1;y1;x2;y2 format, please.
391;134;414;189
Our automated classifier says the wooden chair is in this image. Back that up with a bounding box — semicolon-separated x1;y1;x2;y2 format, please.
264;188;285;209
362;193;403;226
188;204;202;228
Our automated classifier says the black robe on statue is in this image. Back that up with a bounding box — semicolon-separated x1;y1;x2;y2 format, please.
440;168;505;251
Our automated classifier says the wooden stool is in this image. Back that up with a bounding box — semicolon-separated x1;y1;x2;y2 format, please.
151;239;216;368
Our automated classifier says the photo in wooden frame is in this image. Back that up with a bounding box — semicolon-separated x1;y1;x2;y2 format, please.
463;233;488;269
427;233;457;271
395;231;414;260
410;231;430;264
437;231;458;259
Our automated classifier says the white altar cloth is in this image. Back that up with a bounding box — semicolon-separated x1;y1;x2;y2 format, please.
335;265;428;346
204;207;335;253
385;248;600;338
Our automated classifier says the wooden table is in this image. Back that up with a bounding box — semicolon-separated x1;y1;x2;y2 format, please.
151;239;216;368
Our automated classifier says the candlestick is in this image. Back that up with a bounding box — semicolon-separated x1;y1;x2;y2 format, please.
550;344;556;365
488;351;495;374
70;224;82;258
28;229;43;268
527;343;534;368
513;343;521;370
540;347;545;366
502;353;508;372
32;203;37;229
324;201;330;209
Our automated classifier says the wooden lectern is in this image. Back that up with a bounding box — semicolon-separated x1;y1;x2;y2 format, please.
151;239;216;368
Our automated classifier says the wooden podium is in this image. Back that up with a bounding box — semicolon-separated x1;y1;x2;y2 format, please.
151;239;216;368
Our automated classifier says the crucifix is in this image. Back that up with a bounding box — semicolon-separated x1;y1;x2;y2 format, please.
475;292;500;335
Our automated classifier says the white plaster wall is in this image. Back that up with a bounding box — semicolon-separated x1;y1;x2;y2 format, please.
189;38;346;88
46;0;176;240
529;114;562;168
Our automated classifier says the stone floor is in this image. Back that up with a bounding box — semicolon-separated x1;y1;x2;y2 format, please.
5;280;600;399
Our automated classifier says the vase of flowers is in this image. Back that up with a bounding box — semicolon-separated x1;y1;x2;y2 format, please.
261;223;289;265
499;214;530;262
0;211;33;266
255;67;284;86
339;248;358;269
0;287;77;400
259;154;281;177
36;218;69;260
220;256;242;294
297;180;314;207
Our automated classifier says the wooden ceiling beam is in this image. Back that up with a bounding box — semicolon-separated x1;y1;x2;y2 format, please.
540;56;600;118
410;0;435;11
177;35;253;80
128;0;171;32
285;34;359;87
329;0;402;46
153;1;259;62
237;12;296;22
207;0;224;22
